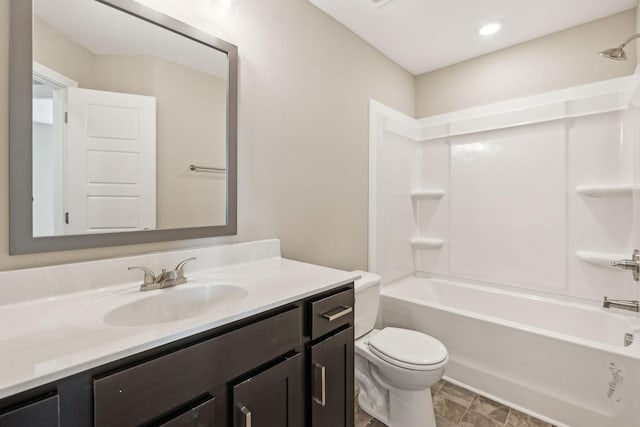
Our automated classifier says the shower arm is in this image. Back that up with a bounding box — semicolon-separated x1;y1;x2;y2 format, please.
620;33;640;48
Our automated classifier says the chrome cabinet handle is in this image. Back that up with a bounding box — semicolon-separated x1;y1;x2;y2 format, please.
322;306;353;322
240;406;251;427
313;363;326;406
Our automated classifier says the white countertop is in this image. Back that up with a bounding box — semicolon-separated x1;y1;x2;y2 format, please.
0;241;358;399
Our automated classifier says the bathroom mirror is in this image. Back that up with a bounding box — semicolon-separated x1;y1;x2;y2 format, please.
10;0;237;254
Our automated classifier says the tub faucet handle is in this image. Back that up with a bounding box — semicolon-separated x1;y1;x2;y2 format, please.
611;249;640;281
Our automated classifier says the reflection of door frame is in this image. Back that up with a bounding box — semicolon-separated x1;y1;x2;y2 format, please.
32;62;77;235
33;62;78;89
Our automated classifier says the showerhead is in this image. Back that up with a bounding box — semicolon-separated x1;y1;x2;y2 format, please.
600;33;640;61
599;46;628;61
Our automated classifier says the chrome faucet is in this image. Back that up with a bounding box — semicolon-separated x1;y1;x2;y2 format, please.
129;257;196;291
603;296;640;312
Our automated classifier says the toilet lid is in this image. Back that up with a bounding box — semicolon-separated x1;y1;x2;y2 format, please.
368;327;447;370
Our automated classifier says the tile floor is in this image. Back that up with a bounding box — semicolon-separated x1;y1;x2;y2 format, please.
355;380;556;427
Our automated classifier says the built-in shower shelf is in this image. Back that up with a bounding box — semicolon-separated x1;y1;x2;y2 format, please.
576;184;640;197
576;251;627;268
411;190;445;200
411;237;445;249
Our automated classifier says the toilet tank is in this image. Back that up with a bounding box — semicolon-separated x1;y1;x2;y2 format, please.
353;270;381;339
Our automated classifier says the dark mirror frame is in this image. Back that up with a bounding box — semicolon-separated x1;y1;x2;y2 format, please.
9;0;238;254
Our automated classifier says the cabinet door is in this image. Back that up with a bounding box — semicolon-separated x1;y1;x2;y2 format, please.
0;395;59;427
232;353;303;427
158;397;216;427
94;308;301;426
310;327;354;427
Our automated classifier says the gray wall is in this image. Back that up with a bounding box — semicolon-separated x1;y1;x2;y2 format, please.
2;0;636;273
0;0;415;271
415;10;637;118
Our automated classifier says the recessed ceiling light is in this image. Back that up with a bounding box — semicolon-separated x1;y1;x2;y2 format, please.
210;0;236;10
478;22;502;37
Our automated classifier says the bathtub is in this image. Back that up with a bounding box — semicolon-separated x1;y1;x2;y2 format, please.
379;276;640;427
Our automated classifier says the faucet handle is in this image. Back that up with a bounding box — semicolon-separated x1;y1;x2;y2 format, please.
128;266;157;285
611;249;640;281
175;257;196;272
175;257;196;285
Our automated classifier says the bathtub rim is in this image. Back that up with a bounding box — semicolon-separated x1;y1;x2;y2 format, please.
381;274;640;360
412;271;634;310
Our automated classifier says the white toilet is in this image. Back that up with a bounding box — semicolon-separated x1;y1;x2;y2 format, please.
354;271;448;427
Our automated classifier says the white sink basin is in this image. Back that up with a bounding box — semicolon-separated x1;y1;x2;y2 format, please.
99;284;249;327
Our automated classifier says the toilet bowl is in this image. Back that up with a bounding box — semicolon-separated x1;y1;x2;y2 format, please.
353;271;448;427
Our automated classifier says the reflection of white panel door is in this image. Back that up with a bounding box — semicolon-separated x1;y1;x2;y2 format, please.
65;87;156;235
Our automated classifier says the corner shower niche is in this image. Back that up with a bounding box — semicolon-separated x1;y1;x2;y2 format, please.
369;75;640;303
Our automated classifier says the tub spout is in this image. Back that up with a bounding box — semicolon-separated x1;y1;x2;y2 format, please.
603;296;639;312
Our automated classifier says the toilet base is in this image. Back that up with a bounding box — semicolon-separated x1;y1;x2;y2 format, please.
358;384;436;427
388;386;436;427
357;390;390;425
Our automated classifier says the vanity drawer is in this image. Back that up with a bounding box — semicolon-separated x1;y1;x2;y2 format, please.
93;307;301;427
310;287;354;340
0;394;59;427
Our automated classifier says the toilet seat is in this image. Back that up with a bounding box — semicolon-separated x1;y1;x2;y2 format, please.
368;327;447;371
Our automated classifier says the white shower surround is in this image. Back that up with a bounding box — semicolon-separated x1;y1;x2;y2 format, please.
368;75;640;426
369;74;640;302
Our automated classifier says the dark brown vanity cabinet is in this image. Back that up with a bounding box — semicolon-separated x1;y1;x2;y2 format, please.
232;353;303;427
0;284;354;427
307;288;355;427
158;397;217;427
0;394;59;427
93;307;302;426
310;327;354;427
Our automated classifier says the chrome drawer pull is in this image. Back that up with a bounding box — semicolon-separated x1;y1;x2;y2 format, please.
322;306;353;322
313;363;326;406
240;406;252;427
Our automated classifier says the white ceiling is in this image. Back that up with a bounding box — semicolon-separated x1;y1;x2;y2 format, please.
308;0;637;75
